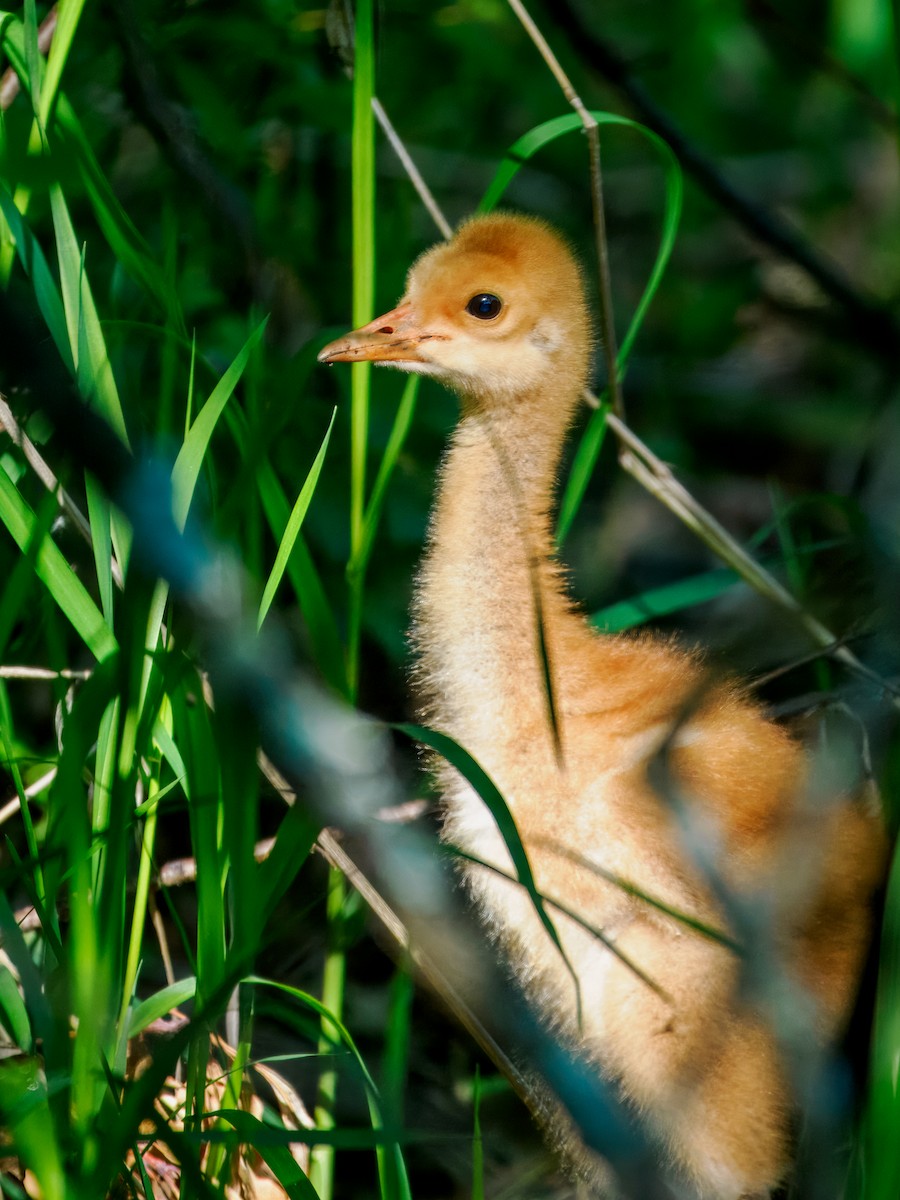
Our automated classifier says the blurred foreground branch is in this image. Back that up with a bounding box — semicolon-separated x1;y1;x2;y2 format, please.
0;288;681;1200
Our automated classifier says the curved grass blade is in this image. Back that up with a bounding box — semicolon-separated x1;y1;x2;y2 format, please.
478;112;683;537
396;723;583;1020
451;847;673;1001
0;469;116;659
557;399;611;544
247;976;411;1200
196;1108;319;1200
127;977;198;1039
258;406;336;630
479;113;681;373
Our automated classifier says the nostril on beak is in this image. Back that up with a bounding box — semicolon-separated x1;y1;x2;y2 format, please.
377;325;395;334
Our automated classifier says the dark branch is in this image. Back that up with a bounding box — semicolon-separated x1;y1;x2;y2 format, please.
550;0;900;366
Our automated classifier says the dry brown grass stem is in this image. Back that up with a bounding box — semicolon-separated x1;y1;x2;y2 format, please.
505;0;624;419
371;96;452;240
603;407;900;704
0;765;57;828
256;751;533;1103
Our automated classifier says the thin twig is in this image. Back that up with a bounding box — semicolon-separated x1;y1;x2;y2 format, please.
256;750;531;1102
371;97;452;240
0;766;57;828
157;838;276;889
604;408;900;704
0;394;124;586
506;0;624;418
0;665;92;681
0;5;58;111
149;892;176;988
746;635;858;692
324;0;452;241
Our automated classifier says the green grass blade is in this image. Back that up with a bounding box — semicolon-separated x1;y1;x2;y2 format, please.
0;180;75;373
86;474;114;623
51;187;134;577
0;892;55;1051
311;868;348;1200
479;115;684;362
200;1108;321;1198
171;317;268;530
396;722;583;1021
38;0;87;128
173;676;226;1001
592;565;742;632
128;978;198;1038
347;0;376;703
0;1060;66;1200
854;837;900;1199
258;805;320;926
50;184;129;442
256;456;347;697
0;468;116;659
56;95;185;330
258;406;336;630
480;113;683;539
471;1066;484;1200
152;714;189;787
383;963;413;1131
118;771;161;1050
557;400;611;544
23;0;40;123
171;210;345;697
248;975;412;1200
349;375;420;578
591;534;843;634
0;708;44;913
0;965;32;1053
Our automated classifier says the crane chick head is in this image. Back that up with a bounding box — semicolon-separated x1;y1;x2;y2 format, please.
318;213;592;410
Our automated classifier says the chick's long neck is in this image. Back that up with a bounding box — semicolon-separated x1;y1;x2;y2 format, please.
414;379;579;762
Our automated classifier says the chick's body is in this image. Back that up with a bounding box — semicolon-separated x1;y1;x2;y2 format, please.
319;213;885;1199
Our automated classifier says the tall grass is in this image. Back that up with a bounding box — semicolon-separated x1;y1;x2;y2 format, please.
0;2;896;1198
0;4;413;1196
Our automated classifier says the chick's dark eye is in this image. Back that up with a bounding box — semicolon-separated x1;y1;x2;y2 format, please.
466;293;502;320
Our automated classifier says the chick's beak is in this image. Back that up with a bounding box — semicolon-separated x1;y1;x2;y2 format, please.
317;302;437;365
